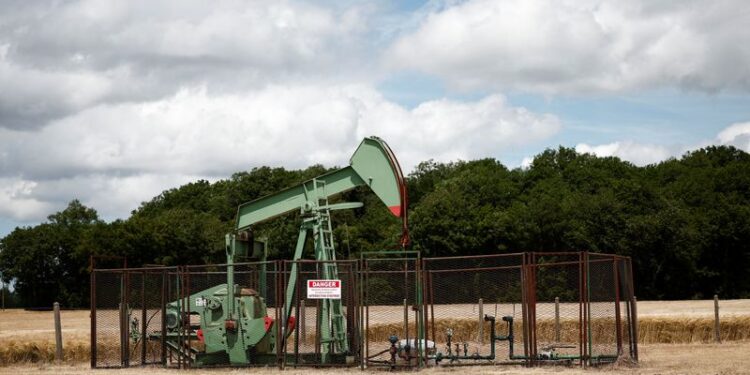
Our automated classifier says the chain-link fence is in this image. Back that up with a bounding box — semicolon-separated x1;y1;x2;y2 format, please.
91;252;636;369
361;253;422;368
281;260;359;367
423;254;525;365
421;252;636;367
91;267;176;368
526;253;636;366
529;253;584;363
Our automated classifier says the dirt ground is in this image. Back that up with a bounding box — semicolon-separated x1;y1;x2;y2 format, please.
0;342;748;374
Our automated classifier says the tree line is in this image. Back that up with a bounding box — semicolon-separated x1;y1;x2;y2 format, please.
1;146;749;307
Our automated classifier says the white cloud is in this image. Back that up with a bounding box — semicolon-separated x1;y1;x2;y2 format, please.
2;0;746;232
0;84;560;222
0;178;53;221
575;141;674;166
0;0;375;129
0;46;113;129
387;0;750;93
717;122;750;151
520;156;534;169
0;1;563;225
574;120;750;166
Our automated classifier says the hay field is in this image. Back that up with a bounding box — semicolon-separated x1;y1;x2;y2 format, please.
3;299;748;343
2;299;750;368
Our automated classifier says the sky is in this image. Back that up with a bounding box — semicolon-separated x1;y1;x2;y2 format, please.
1;0;750;237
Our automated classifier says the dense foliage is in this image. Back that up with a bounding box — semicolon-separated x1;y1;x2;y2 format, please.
1;146;749;307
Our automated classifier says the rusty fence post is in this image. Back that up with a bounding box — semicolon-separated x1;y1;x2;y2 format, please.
300;299;306;344
140;273;147;365
554;297;560;342
714;295;721;343
632;296;638;348
478;298;484;344
54;301;63;362
1;271;5;310
90;270;97;368
403;298;409;346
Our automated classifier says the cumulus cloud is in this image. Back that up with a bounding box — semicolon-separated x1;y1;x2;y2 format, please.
0;0;373;129
0;43;113;129
1;0;746;233
0;85;559;221
575;121;750;166
0;0;563;226
0;178;53;221
387;0;750;93
717;122;750;151
575;141;675;166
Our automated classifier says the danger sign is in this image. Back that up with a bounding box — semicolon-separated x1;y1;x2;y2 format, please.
307;279;341;299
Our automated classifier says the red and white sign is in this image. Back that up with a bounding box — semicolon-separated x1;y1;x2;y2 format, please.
307;279;341;299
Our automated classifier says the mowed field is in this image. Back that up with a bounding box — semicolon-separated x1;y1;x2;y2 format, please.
2;300;750;374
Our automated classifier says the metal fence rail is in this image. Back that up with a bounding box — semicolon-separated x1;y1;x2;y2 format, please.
91;252;637;369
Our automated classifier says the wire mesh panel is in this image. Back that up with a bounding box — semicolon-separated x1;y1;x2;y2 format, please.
162;269;181;368
124;271;141;366
92;268;174;368
92;270;124;368
294;266;319;358
124;269;172;366
531;256;583;363
617;257;637;361
424;254;525;365
586;257;618;361
362;256;421;368
141;271;167;365
282;260;359;367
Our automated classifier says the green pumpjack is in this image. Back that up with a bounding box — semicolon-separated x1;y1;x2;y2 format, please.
144;137;408;366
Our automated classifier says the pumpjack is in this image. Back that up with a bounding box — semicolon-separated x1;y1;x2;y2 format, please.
151;137;408;366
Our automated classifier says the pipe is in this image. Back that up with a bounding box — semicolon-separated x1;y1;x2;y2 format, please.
421;314;607;366
486;315;526;361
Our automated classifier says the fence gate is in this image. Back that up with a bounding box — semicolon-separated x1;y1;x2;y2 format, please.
90;267;176;368
424;254;527;365
360;251;423;369
280;259;359;367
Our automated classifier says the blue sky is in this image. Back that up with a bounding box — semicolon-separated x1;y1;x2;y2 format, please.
1;0;749;237
377;72;750;165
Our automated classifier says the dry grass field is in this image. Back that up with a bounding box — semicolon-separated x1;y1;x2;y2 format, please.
2;300;750;373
